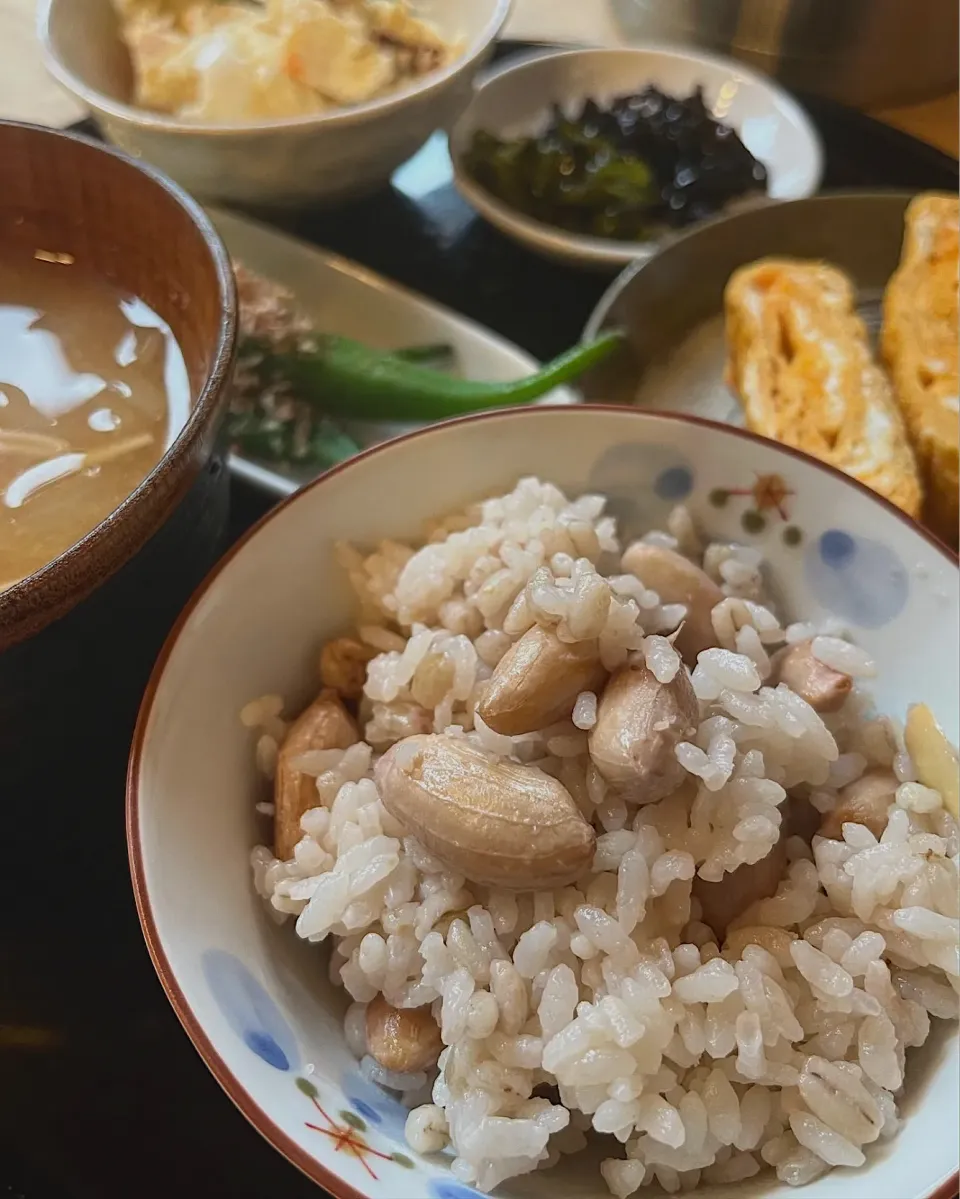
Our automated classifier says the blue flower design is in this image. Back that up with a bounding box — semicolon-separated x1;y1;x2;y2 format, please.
430;1181;487;1199
587;443;697;542
654;465;694;501
805;530;909;629
201;949;299;1072
341;1069;411;1144
819;529;856;568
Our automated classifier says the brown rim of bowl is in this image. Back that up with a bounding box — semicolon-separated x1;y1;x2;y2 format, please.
127;405;959;1199
0;120;237;652
37;0;513;138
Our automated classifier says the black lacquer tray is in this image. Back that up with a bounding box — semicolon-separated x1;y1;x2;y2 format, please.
1;42;956;1199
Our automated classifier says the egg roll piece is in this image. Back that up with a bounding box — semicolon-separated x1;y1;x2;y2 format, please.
882;194;959;545
724;258;922;517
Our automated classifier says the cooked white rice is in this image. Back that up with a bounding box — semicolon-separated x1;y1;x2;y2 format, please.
248;477;959;1195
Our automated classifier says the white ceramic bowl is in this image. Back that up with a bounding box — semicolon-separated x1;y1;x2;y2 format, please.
38;0;512;208
128;407;957;1199
449;47;824;271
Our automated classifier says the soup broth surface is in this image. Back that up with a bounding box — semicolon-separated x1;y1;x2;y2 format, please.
0;247;190;591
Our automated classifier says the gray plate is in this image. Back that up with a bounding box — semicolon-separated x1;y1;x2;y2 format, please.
580;191;914;422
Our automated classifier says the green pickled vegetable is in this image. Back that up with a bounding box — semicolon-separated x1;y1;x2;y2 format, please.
225;408;360;469
465;89;769;241
268;330;624;422
466;124;657;241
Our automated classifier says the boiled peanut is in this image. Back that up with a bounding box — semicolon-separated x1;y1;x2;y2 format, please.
365;995;442;1074
364;700;433;751
620;542;723;663
274;690;358;859
476;625;606;736
770;639;852;714
786;794;821;844
905;703;959;818
319;636;375;700
410;651;456;709
374;733;595;889
588;659;699;804
695;833;788;939
819;769;897;840
723;925;798;967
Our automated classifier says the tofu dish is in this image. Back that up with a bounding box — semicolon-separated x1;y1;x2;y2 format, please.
114;0;461;122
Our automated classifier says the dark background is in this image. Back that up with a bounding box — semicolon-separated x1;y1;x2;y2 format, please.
2;43;957;1199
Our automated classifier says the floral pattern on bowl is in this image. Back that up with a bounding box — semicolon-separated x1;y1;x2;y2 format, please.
588;443;913;631
204;948;419;1180
201;946;495;1194
202;949;300;1072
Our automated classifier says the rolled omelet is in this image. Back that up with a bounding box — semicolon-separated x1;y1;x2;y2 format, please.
724;259;923;517
882;193;959;545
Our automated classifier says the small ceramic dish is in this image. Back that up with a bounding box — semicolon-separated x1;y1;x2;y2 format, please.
210;207;577;498
129;407;957;1199
449;46;823;271
38;0;513;207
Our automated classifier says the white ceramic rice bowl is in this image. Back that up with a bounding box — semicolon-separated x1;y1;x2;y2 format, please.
128;407;958;1199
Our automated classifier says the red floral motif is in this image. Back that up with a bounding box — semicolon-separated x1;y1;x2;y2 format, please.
296;1079;396;1179
726;473;795;520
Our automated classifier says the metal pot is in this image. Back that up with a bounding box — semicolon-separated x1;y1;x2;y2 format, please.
612;0;959;108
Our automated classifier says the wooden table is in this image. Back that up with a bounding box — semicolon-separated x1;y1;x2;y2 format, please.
1;0;957;155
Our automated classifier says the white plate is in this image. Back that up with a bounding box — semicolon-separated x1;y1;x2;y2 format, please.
210;207;577;496
449;46;824;271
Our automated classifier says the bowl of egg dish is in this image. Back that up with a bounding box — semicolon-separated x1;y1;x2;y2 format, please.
0;120;235;795
39;0;514;208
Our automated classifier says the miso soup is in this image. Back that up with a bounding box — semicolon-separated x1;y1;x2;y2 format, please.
0;247;190;591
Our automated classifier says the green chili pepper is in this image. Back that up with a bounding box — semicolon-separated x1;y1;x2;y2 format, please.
392;342;456;368
272;330;624;422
